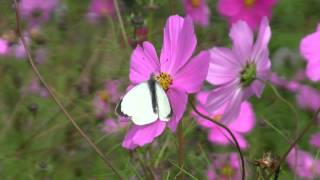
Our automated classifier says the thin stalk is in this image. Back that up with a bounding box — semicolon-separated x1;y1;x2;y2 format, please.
177;120;185;180
13;1;123;179
113;0;129;47
189;100;245;180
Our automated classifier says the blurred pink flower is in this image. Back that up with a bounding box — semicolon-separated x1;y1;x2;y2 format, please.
0;38;10;56
207;153;241;180
22;79;49;98
19;0;58;27
193;92;255;149
122;15;210;149
93;80;122;119
102;118;128;134
310;132;320;149
87;0;116;22
217;0;277;30
206;17;271;122
295;85;320;112
287;148;320;179
270;73;302;93
300;23;320;82
182;0;210;27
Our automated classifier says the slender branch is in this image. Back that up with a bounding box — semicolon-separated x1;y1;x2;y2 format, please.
189;100;245;180
266;107;320;179
13;1;123;179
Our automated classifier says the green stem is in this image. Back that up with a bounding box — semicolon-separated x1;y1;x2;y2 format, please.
177;120;185;180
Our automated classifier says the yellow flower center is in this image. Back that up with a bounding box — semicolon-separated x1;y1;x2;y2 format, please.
244;0;256;7
221;164;235;178
190;0;201;8
212;114;222;122
98;90;109;102
155;73;173;91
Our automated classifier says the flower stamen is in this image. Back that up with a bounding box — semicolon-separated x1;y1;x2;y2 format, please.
190;0;201;8
240;63;256;87
244;0;256;7
155;72;173;91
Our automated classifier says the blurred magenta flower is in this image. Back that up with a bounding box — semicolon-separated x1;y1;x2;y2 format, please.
192;92;255;149
182;0;210;27
102;118;128;134
18;0;59;27
287;148;320;179
206;17;271;122
87;0;116;22
207;153;241;180
300;23;320;82
93;80;122;119
217;0;277;30
0;38;10;56
310;132;320;149
295;85;320;112
122;15;210;149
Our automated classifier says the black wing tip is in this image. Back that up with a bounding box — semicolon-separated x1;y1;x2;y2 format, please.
115;99;128;117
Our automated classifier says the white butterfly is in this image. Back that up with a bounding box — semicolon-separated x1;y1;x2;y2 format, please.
116;77;172;126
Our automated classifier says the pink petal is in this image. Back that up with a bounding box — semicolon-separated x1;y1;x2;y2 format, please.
192;92;214;128
172;51;209;93
129;41;160;84
206;80;239;114
300;25;320;63
229;19;254;66
207;47;241;85
310;132;320;149
220;87;244;123
160;15;197;75
229;10;261;31
217;0;243;17
252;17;271;65
208;128;248;149
167;88;188;132
122;120;166;150
228;101;255;133
306;61;320;82
183;0;210;27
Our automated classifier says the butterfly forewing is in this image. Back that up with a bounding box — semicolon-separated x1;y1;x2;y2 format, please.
119;82;158;125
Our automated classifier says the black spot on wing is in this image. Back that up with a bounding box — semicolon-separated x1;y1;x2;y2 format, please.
115;99;128;117
147;78;158;114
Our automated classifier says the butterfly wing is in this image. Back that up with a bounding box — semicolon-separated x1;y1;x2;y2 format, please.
155;82;172;122
117;82;158;125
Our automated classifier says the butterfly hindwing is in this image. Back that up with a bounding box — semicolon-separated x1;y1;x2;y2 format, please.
155;82;172;122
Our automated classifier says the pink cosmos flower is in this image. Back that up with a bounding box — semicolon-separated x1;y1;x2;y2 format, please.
93;80;122;119
192;92;255;149
207;153;241;180
182;0;210;27
300;23;320;82
102;118;128;134
295;85;320;112
206;17;271;122
0;38;10;56
310;132;320;149
19;0;59;27
87;0;116;23
217;0;277;30
122;15;210;149
287;148;320;179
